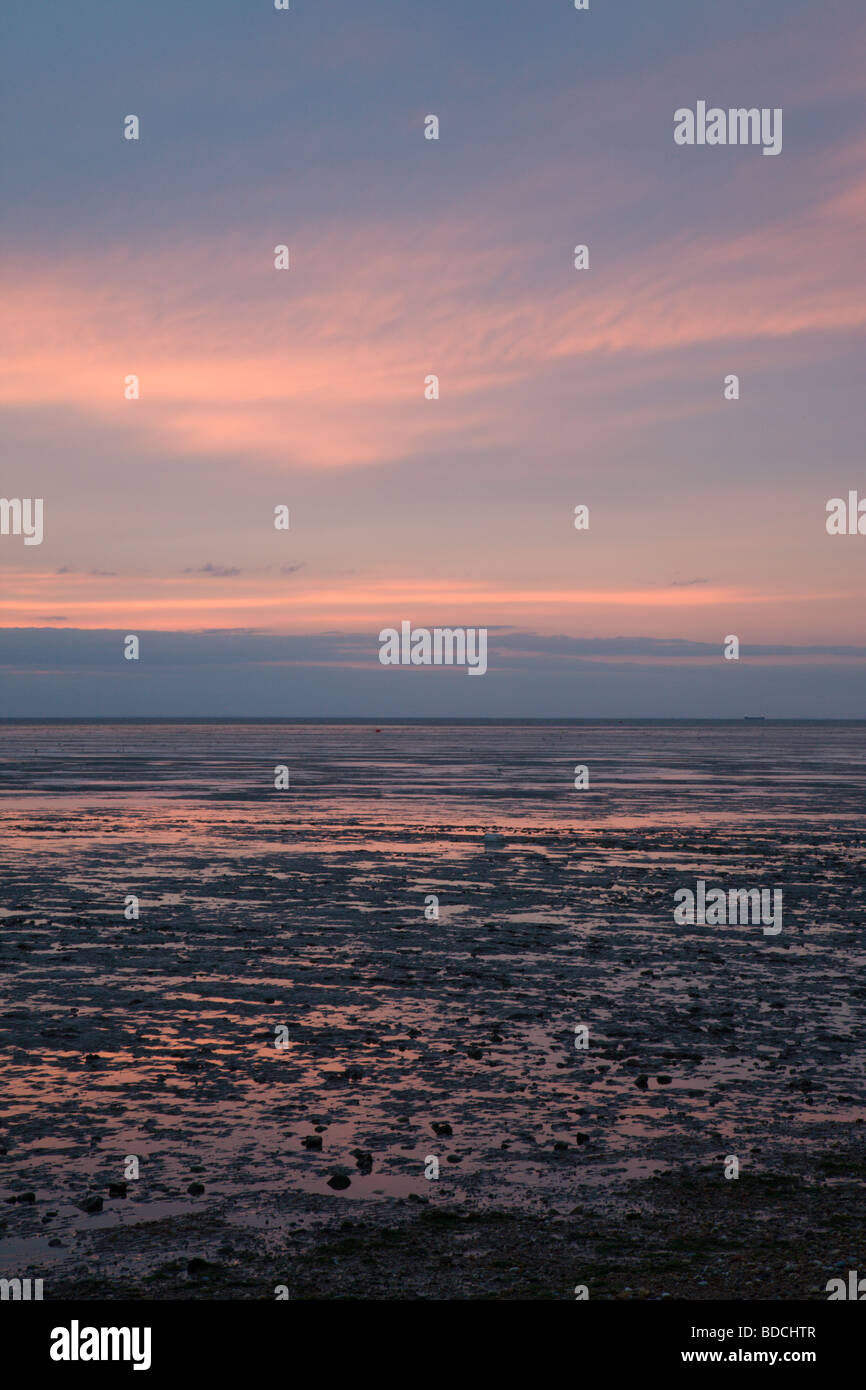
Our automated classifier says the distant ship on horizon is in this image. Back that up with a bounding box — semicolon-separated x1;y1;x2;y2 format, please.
743;715;767;721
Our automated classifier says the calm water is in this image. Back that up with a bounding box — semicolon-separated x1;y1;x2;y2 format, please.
2;720;865;836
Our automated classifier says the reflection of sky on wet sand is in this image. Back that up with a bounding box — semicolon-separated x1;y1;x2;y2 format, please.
0;722;864;1272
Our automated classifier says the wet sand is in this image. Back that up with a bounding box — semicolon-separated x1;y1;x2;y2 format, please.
1;721;864;1298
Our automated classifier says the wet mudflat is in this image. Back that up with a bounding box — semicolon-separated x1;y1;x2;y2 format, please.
0;721;864;1299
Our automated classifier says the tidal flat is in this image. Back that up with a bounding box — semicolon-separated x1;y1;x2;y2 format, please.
1;721;864;1299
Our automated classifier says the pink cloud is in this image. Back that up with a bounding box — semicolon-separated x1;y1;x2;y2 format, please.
3;124;866;473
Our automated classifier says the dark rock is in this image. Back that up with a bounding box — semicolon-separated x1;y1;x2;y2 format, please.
432;1122;452;1136
351;1149;373;1174
187;1181;205;1195
657;1074;673;1084
327;1174;351;1190
635;1075;650;1089
79;1195;103;1214
302;1135;322;1150
108;1182;127;1198
16;1191;36;1204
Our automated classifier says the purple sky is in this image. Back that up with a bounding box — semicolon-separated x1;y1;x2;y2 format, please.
2;0;865;715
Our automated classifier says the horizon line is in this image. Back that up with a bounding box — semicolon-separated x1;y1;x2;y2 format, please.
2;716;865;726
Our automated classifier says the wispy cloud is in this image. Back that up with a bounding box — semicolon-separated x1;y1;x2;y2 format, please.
4;123;866;475
183;563;243;578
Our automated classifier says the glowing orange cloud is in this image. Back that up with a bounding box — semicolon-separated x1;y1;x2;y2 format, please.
0;567;860;643
3;130;866;472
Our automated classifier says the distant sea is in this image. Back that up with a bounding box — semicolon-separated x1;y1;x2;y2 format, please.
2;719;865;834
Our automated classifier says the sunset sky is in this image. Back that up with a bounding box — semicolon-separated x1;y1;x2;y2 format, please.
2;0;865;716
